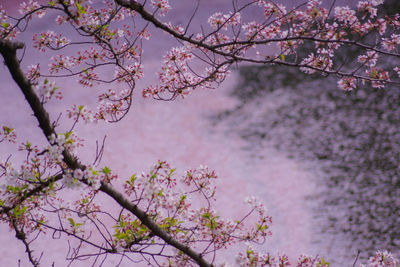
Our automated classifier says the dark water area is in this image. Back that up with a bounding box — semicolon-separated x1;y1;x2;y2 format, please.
216;64;400;263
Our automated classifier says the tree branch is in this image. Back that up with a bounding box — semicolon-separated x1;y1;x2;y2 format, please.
0;38;212;267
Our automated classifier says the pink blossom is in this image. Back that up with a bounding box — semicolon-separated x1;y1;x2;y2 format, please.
73;169;84;180
297;254;330;267
394;66;400;77
78;68;99;87
357;1;377;19
164;22;185;35
95;89;131;122
0;126;17;143
49;54;74;74
151;0;171;16
337;77;357;91
62;170;81;189
19;0;45;18
358;51;378;67
366;67;390;88
258;2;287;17
334;6;358;25
382;34;400;52
138;28;151;40
300;52;333;74
375;18;387;35
360;250;400;267
32;31;70;52
25;64;40;83
67;104;96;123
242;21;280;40
114;63;144;82
208;12;241;30
35;78;62;103
370;0;384;7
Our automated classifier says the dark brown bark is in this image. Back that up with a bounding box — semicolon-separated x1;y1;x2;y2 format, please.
0;38;213;267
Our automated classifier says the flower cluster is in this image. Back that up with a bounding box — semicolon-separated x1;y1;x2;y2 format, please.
116;43;142;60
182;165;218;199
357;1;378;19
257;1;287;17
0;7;17;39
143;46;199;98
26;64;41;83
358;51;378;67
382;34;400;52
236;250;400;267
164;22;185;35
95;89;132;121
18;0;45;19
365;67;390;88
334;6;358;25
0;126;16;143
300;51;333;74
49;131;83;155
78;68;99;87
67;104;96;123
35;78;62;103
49;55;74;74
337;77;357;91
114;63;144;83
394;66;400;78
242;21;281;40
151;0;171;16
118;161;271;258
360;250;399;267
236;246;291;267
208;12;241;30
32;31;69;52
61;166;106;190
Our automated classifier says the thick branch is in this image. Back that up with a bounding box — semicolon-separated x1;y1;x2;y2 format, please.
0;38;212;267
100;182;212;267
113;0;400;89
114;1;400;59
0;39;54;140
10;216;40;267
114;0;216;50
0;174;62;214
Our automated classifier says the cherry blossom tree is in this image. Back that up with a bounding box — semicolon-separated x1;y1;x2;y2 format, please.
0;0;399;266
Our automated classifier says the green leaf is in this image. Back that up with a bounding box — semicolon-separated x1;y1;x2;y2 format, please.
246;248;253;257
102;166;111;175
3;126;14;134
76;3;86;14
158;189;164;197
68;218;75;227
319;257;330;266
13;206;28;217
25;141;31;149
2;22;9;29
64;131;72;139
130;174;136;182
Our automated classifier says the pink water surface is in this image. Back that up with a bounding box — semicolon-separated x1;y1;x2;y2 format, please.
0;0;337;265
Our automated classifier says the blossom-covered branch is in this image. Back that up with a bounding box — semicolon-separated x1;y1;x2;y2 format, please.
0;0;399;266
